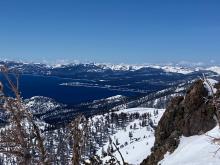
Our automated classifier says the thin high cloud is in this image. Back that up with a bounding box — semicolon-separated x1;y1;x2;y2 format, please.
177;60;219;67
178;61;204;66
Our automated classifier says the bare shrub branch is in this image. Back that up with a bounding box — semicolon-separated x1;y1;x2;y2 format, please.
0;66;50;164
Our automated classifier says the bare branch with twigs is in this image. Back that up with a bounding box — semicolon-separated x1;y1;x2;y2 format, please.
202;75;220;155
0;66;50;164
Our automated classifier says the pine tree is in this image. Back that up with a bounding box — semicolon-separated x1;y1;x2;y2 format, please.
129;131;133;141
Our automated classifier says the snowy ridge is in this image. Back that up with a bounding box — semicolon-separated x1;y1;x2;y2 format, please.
52;62;219;75
87;63;195;74
1;60;214;74
150;65;194;74
207;66;220;75
25;96;62;115
203;78;218;95
105;95;124;101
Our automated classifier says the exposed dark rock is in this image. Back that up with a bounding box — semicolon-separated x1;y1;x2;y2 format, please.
141;80;217;165
215;82;220;97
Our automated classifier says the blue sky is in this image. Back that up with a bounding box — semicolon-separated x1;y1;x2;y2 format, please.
0;0;220;65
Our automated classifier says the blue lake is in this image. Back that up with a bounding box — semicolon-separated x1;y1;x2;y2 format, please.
0;74;139;105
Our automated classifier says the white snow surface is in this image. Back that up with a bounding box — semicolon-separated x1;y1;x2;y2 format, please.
105;95;123;101
3;60;220;75
102;64;195;74
161;66;194;74
203;78;218;95
160;126;220;165
150;65;194;74
207;66;220;75
49;62;196;74
96;108;165;165
95;107;220;165
115;107;160;115
25;96;61;114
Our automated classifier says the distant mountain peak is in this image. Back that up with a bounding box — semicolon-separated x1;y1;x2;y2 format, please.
0;60;220;75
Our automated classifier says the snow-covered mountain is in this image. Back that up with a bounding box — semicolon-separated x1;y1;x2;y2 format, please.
4;60;219;111
1;60;220;164
25;96;62;115
1;60;220;75
149;65;195;74
207;66;220;75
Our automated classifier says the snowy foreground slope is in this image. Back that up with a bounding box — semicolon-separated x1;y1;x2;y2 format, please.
160;126;220;165
95;108;165;165
93;107;220;165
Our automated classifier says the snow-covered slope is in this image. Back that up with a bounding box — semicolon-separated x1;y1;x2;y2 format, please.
150;65;194;74
100;80;219;165
25;96;62;114
203;78;218;95
207;66;220;75
102;64;196;74
95;108;165;165
160;126;220;165
95;63;198;74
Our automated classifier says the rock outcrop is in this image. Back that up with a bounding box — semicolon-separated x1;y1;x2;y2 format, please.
141;80;217;165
